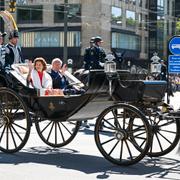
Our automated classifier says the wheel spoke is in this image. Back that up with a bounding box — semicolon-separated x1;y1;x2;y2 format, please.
6;125;9;150
0;124;6;143
40;121;52;134
156;131;173;144
11;104;23;118
57;122;65;142
11;124;23;141
120;140;123;161
60;122;73;135
125;140;133;160
9;125;17;149
101;137;116;145
158;120;176;127
112;109;121;129
55;122;57;145
108;140;119;156
154;132;163;151
12;122;27;131
103;118;117;130
47;122;54;141
159;129;177;134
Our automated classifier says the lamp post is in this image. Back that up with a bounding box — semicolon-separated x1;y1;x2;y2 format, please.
63;0;68;64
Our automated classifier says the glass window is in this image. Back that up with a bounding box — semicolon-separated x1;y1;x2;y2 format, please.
17;5;43;24
20;31;81;48
157;0;164;13
138;13;142;29
54;4;81;23
126;10;136;28
138;0;142;7
111;6;122;25
112;32;140;51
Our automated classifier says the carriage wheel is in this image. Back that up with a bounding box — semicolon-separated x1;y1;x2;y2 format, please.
94;103;151;166
147;112;180;157
35;119;81;147
0;88;31;153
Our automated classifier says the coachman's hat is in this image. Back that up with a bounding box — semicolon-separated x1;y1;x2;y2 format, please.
9;30;19;39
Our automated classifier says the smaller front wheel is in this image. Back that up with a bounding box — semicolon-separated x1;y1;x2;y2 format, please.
94;103;151;166
35;119;81;147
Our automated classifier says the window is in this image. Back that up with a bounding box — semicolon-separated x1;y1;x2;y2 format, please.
157;0;164;14
111;6;122;25
17;5;43;24
112;32;140;51
20;31;81;48
54;4;81;23
138;13;142;29
126;10;136;28
138;0;142;7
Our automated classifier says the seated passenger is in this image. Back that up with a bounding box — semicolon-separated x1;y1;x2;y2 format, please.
49;58;85;95
27;57;52;89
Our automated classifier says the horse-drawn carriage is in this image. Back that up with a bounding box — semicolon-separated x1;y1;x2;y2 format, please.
0;62;179;166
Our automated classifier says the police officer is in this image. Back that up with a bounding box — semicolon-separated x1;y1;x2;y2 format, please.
84;36;106;70
0;31;7;70
5;30;24;71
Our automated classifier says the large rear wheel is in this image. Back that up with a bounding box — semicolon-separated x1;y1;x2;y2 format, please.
94;103;151;166
0;88;31;153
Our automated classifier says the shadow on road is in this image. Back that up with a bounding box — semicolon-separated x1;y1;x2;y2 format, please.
0;146;180;179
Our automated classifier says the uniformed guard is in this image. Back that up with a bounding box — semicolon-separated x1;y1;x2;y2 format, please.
5;30;24;71
84;36;106;70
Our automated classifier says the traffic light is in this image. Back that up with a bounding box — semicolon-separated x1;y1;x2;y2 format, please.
9;0;16;13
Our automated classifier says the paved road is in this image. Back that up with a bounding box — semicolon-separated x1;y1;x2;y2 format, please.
0;93;180;180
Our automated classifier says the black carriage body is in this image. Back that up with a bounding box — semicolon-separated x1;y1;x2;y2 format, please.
0;69;114;121
113;79;167;102
0;68;167;120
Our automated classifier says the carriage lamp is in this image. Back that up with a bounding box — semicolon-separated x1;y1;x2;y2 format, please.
104;54;116;74
104;54;117;96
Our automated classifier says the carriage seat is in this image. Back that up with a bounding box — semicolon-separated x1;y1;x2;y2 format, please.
10;63;30;87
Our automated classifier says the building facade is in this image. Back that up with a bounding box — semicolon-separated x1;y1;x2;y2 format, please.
2;0;177;68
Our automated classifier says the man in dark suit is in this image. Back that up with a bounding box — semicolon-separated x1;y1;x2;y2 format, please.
49;58;85;95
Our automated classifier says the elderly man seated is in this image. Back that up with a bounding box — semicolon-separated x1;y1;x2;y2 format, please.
49;58;85;95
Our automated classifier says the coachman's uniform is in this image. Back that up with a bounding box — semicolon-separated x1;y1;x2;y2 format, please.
5;44;24;69
84;36;106;70
4;30;24;71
